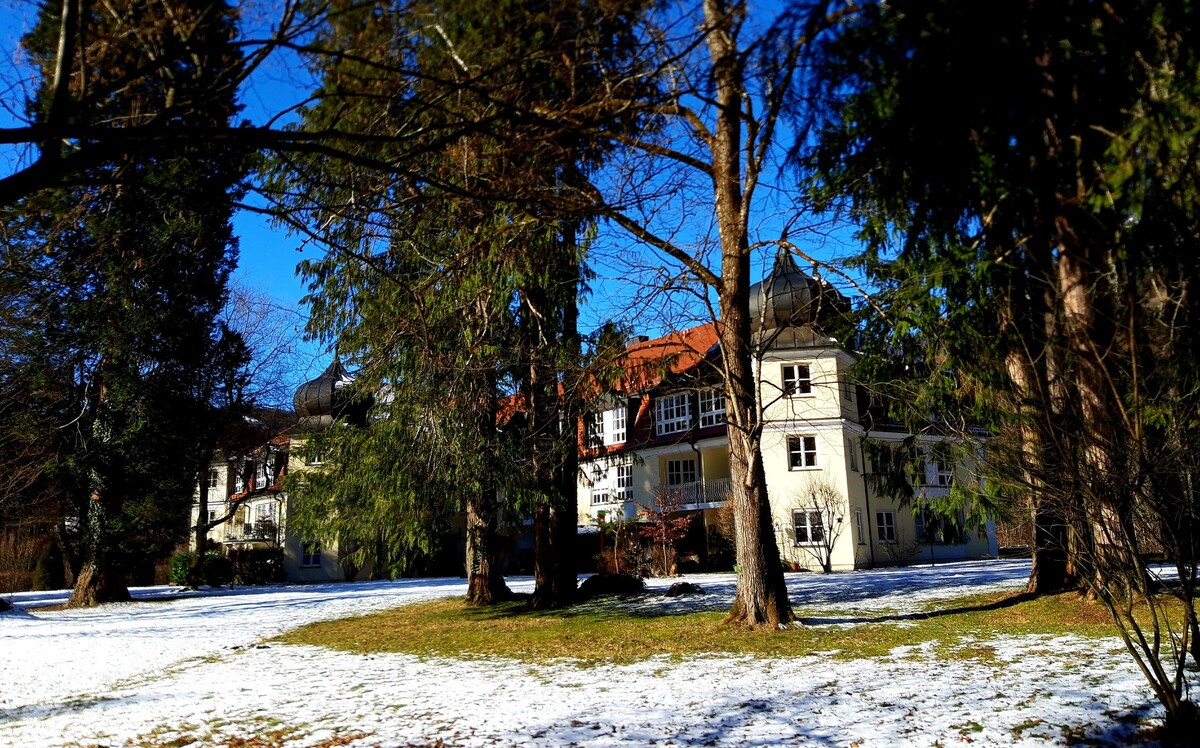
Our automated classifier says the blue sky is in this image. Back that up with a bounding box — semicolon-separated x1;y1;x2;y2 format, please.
0;0;861;393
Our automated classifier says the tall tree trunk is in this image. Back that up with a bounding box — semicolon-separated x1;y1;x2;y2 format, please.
526;284;562;608
551;217;582;601
705;0;791;626
466;485;510;605
68;369;130;608
189;447;216;587
466;371;510;605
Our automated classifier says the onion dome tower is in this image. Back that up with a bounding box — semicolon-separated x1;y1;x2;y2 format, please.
748;248;849;348
293;358;371;431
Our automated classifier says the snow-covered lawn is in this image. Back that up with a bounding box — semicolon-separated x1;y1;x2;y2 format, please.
0;560;1171;746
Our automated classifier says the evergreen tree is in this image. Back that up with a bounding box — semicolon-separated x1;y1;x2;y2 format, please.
9;0;248;605
809;0;1200;728
270;0;651;605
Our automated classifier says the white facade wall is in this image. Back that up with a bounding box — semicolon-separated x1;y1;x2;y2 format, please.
575;340;998;571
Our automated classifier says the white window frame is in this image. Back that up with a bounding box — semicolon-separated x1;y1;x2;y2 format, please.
876;511;897;543
256;502;276;522
656;393;690;436
586;411;604;446
788;435;819;470
207;468;219;490
605;407;626;445
665;458;697;486
782;363;812;397
698;388;726;428
934;458;953;487
301;541;322;567
793;509;826;545
847;438;859;472
615;460;633;497
591;489;610;506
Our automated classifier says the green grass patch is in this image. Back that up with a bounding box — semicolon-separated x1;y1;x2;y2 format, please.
280;590;1124;664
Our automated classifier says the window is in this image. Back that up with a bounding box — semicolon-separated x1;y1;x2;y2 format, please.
934;458;953;487
607;407;627;445
854;510;865;545
207;510;217;524
615;461;633;496
656;393;690;436
586;411;604;446
916;508;964;544
207;469;219;490
698;389;726;428
793;510;825;545
257;503;276;522
305;449;325;466
782;364;812;396
847;439;859;472
301;541;322;567
842;379;855;402
591;490;610;506
876;511;897;542
666;458;697;486
788;435;818;470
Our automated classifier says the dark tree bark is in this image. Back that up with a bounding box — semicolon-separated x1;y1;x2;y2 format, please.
706;0;792;626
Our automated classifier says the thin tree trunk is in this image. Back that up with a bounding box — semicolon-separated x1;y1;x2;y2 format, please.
189;447;215;587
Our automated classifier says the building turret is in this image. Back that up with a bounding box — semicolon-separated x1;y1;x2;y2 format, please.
293;358;371;431
748;248;849;348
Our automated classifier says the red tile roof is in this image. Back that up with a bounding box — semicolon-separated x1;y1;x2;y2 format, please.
609;322;720;394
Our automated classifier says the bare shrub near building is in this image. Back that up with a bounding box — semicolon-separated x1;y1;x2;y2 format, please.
788;477;848;573
639;491;693;577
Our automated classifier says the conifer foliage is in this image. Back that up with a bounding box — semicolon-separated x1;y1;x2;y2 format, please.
809;0;1200;728
4;0;248;606
271;0;652;604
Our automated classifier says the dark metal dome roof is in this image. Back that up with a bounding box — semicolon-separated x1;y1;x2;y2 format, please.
293;358;370;431
749;249;848;344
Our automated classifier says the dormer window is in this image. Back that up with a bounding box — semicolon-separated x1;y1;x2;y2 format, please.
587;406;627;446
655;393;690;436
782;364;812;396
586;411;604;445
699;388;726;427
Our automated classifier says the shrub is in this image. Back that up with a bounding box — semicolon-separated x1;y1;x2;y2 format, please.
169;551;196;586
32;539;66;590
202;550;232;587
227;546;285;585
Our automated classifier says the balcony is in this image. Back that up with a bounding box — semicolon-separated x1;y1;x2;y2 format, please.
222;519;278;544
661;478;730;508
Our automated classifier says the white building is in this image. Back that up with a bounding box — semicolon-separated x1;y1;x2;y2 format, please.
189;360;371;582
576;251;997;571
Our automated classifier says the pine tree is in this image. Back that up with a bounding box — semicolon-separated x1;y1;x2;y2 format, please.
11;0;247;606
270;0;652;605
809;0;1200;729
